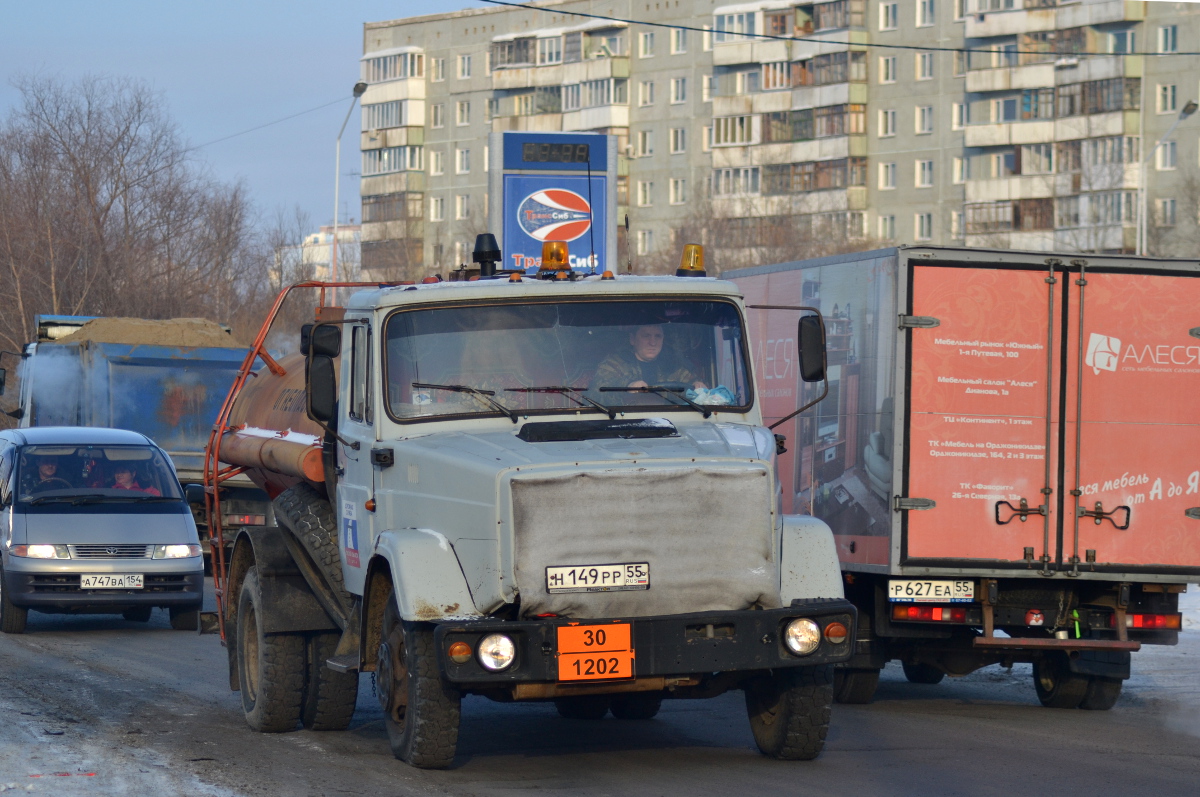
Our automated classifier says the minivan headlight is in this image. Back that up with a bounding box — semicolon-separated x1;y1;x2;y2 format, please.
153;544;202;559
11;544;71;559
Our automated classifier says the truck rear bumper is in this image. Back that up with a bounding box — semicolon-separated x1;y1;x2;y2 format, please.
433;600;856;685
973;636;1140;653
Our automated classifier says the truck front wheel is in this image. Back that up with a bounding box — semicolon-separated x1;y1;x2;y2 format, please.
744;665;833;761
1033;653;1088;709
377;595;460;768
237;566;306;732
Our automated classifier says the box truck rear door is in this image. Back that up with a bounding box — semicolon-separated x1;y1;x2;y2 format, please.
904;265;1061;567
1062;269;1200;574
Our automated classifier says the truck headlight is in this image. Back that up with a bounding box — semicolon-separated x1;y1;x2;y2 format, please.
11;544;70;559
477;634;516;671
783;618;821;656
153;544;202;559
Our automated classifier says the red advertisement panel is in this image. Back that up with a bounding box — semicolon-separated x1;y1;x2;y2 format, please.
1063;272;1200;569
907;266;1059;562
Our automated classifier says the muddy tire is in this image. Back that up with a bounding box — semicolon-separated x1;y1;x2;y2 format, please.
1080;677;1123;711
273;483;353;612
1033;653;1088;709
0;566;28;634
610;693;662;720
745;665;833;761
833;667;880;704
555;695;611;720
378;595;460;768
902;662;945;685
169;603;202;631
122;606;153;622
237;567;306;732
302;632;359;731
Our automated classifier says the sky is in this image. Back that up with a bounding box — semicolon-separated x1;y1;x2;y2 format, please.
1;0;486;231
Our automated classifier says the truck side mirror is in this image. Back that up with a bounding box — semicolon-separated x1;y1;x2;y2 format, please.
797;315;826;383
184;483;207;505
0;367;7;396
309;325;341;358
308;354;337;424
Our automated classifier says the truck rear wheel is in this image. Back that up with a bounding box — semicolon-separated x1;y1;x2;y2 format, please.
555;696;611;720
0;566;28;634
274;484;354;612
833;667;880;704
302;632;359;731
610;693;662;720
237;567;306;732
1033;653;1088;709
377;595;460;768
902;662;945;685
745;665;833;761
1080;677;1122;711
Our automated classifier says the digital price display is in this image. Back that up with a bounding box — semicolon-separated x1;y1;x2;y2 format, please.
522;142;590;164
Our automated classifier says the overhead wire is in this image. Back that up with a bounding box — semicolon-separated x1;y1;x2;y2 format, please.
477;0;1200;58
190;96;349;151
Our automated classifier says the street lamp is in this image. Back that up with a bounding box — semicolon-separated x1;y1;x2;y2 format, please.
332;81;368;292
1138;98;1197;256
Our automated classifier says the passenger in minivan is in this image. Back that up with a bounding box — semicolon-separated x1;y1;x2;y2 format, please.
110;464;161;496
29;456;73;494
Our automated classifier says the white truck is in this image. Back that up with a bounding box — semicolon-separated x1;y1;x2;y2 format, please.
200;251;855;768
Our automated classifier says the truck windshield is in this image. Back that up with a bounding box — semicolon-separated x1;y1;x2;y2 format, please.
16;445;182;503
384;299;752;421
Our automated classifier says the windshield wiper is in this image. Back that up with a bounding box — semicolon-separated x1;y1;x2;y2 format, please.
29;494;93;505
412;382;518;423
505;386;616;419
598;385;712;419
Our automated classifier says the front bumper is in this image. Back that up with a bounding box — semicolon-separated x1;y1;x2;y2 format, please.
4;567;204;609
433;600;856;684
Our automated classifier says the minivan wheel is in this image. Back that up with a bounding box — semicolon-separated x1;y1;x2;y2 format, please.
169;603;202;631
0;566;28;634
123;606;153;622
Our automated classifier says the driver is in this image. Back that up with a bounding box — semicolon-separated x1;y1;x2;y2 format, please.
594;324;706;390
30;456;72;493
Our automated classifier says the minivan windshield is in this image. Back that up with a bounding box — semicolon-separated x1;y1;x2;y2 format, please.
384;299;752;421
16;445;182;504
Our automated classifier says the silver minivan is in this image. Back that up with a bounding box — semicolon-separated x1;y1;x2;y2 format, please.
0;426;204;633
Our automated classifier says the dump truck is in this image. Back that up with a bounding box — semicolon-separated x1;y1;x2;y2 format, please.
730;245;1197;710
201;247;855;768
16;315;273;562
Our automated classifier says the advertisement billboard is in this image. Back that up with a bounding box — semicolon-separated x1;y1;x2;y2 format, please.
502;174;607;272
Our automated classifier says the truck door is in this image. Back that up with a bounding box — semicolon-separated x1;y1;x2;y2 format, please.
336;318;375;594
1062;269;1200;574
903;264;1062;567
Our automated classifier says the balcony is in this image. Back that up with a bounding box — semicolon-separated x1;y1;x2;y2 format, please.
562;105;629;131
490;114;564;133
491;57;629;91
712;136;864;169
361;127;424;150
361;78;424;104
966;64;1055;93
964;173;1075;203
964;120;1055;147
965;7;1057;38
360;172;424;198
1056;0;1144;30
1052;55;1141;84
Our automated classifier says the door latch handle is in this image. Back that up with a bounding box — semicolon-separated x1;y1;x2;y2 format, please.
1077;501;1131;530
995;498;1046;525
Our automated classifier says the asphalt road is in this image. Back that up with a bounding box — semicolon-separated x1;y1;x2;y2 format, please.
0;587;1196;797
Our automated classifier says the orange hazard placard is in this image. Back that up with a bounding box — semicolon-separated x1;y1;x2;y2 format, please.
556;623;635;681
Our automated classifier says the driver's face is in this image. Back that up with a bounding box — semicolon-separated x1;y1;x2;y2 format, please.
630;326;664;362
38;461;57;479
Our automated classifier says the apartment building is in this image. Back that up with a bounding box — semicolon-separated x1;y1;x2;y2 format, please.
358;0;1200;279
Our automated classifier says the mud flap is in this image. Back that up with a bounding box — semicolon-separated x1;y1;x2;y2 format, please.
1067;649;1131;680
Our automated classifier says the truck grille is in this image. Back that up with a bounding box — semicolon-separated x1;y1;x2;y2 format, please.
69;544;153;559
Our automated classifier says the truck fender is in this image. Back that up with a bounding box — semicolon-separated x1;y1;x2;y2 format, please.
372;529;483;624
227;527;340;635
780;515;845;604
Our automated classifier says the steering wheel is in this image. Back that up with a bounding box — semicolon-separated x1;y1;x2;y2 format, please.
33;477;73;491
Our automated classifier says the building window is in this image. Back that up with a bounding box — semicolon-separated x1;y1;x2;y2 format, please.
915;212;933;240
431;104;444;129
702;125;713;151
639;32;655;58
879;214;896;240
671;29;687;54
455;195;470;220
429;150;444;176
669;178;687;205
636;229;653;255
916;106;934;134
702;74;714;102
670;127;686;153
917;0;934;27
917;52;934;80
363;146;422;175
431;58;446;82
457;54;472;79
952;156;969;183
1159;25;1178;54
714;12;756;43
363;101;407;131
537;36;563;65
712;167;760;195
702;25;713;51
1158;84;1177;114
880;56;896;84
762;62;790;90
714;115;753;145
1022;143;1054;174
992;97;1018;123
430;196;444;222
455;148;470;174
1156;140;1177;171
363;52;423;83
1156;198;1177;227
639;81;655;106
916;160;934;187
879;162;896;189
951;211;964;239
954;0;967;20
953;51;967;76
879;109;896;137
952;102;967;130
1110;30;1136;55
880;2;898;31
486;98;498;121
990;151;1016;178
670;78;687;104
456;101;470;126
637;129;654;157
